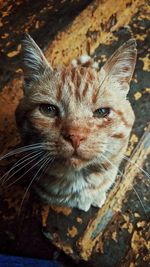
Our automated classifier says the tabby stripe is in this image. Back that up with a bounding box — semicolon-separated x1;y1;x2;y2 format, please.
32;118;50;127
115;110;132;128
111;133;125;139
56;84;62;101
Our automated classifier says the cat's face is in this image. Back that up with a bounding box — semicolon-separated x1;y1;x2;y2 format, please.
16;35;137;170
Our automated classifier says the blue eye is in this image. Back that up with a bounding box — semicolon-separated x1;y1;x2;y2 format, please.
93;108;110;118
39;104;59;117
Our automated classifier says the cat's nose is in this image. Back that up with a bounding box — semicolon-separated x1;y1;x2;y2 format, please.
63;134;86;149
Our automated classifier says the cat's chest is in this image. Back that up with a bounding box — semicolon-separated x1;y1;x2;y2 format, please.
38;169;89;195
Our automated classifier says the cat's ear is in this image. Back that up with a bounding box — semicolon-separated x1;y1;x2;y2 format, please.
22;33;53;90
100;39;137;96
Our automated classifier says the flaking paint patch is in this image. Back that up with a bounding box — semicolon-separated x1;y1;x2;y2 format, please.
7;50;20;57
134;212;140;218
139;55;150;71
126;134;139;156
67;226;78;238
144;88;150;93
137;221;146;228
131;230;150;256
134;92;142;100
76;217;83;223
111;231;117;242
52;232;74;255
50;205;72;216
122;214;133;234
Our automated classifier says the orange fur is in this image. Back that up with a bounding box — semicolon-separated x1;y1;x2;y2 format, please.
16;35;137;211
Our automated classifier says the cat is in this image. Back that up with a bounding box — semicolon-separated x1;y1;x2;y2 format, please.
15;34;137;211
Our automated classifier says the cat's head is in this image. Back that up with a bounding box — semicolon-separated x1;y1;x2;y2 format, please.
16;34;137;170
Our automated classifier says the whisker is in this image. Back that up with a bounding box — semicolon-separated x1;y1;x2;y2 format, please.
0;142;48;161
2;151;43;185
132;187;148;216
18;153;50;214
36;156;55;182
104;148;150;181
100;153;148;217
6;151;45;187
1;150;43;183
121;155;150;181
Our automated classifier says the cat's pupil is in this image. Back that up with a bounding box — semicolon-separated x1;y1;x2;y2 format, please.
39;104;59;117
94;108;110;118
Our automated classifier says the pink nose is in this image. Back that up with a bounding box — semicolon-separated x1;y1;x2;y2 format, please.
63;134;86;149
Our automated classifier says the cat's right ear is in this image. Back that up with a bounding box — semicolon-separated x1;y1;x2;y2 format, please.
99;39;137;96
21;34;53;92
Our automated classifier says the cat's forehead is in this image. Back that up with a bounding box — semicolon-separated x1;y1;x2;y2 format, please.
49;65;101;102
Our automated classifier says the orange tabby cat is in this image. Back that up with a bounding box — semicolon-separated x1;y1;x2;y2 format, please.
16;34;137;211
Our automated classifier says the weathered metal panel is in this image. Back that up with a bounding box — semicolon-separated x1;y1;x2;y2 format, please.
0;0;149;266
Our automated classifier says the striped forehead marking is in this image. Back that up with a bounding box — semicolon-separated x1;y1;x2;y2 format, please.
56;66;98;102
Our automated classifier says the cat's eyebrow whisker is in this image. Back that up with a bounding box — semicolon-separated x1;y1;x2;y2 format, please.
100;153;147;216
18;152;51;214
5;151;45;187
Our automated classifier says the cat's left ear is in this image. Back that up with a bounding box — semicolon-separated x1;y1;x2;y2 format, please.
99;39;137;96
22;34;53;90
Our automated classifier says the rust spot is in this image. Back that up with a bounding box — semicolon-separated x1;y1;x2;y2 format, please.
41;205;49;227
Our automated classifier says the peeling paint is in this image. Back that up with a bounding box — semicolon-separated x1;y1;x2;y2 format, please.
67;226;78;238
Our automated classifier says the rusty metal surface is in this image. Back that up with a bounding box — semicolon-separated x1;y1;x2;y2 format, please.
0;0;92;89
0;0;149;266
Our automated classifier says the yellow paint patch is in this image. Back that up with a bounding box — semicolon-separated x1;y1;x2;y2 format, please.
122;214;133;233
67;226;78;238
15;68;22;73
1;33;9;39
134;212;140;218
131;230;150;255
7;50;20;57
50;205;72;216
126;134;139;156
137;221;146;228
77;217;83;224
134;92;142;100
53;232;74;255
112;231;117;242
35;21;40;29
94;239;104;253
139;55;150;71
144;88;150;93
135;33;147;41
122;222;133;234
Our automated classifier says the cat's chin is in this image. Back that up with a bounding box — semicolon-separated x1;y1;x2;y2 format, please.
65;155;89;170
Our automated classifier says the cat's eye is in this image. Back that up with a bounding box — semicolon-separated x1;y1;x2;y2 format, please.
39;104;59;117
93;107;110;118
